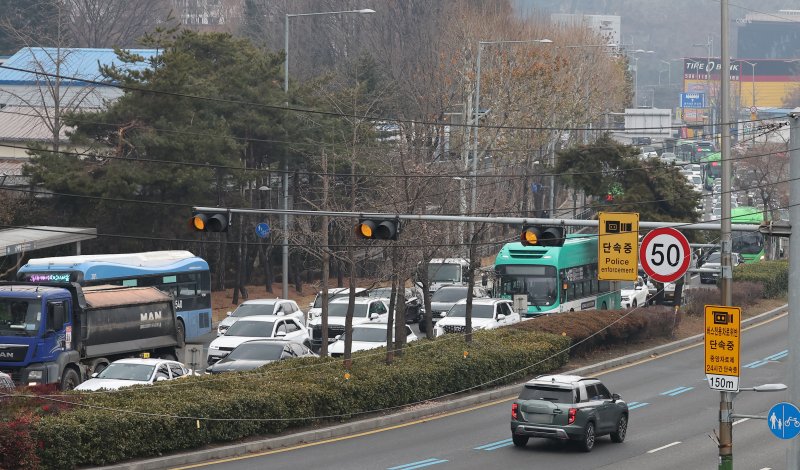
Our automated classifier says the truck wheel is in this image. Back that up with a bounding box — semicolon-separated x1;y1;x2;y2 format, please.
176;319;186;348
60;368;80;391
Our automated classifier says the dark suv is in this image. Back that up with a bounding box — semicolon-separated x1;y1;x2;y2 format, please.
510;375;628;452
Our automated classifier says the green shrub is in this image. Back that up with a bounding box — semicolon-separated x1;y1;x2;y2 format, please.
31;329;569;469
512;307;678;356
732;260;788;298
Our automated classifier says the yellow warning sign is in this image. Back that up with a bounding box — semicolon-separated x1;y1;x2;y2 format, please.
598;212;639;281
704;305;741;391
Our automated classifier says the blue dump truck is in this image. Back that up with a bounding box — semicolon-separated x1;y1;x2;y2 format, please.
0;282;179;390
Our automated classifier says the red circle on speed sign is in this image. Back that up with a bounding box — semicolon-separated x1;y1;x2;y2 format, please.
639;227;691;283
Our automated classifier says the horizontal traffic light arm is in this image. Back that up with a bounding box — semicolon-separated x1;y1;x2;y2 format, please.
190;207;762;232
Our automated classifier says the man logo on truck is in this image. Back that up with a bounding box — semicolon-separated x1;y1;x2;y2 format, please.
140;310;163;329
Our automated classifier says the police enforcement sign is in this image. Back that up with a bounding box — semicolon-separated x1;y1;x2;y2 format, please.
598;212;639;281
704;305;740;392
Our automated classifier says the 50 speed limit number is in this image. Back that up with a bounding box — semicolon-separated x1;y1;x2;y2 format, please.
639;227;691;284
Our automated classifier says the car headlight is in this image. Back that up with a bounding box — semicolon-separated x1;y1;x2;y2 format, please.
209;345;220;350
28;370;43;380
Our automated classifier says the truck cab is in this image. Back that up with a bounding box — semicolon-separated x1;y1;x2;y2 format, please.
425;258;471;294
0;286;75;388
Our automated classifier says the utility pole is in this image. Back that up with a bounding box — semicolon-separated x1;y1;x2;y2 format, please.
718;2;733;468
788;108;800;468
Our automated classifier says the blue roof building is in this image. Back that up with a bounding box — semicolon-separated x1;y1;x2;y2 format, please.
0;47;158;108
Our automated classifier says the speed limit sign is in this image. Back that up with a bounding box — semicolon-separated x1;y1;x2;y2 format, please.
639;227;691;283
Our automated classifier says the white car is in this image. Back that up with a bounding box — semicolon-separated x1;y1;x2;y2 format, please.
620;276;649;309
217;298;305;336
328;322;418;357
74;358;188;391
208;315;309;364
307;297;389;349
434;298;519;337
307;288;368;320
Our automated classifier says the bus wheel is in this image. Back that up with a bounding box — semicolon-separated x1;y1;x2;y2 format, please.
176;319;186;348
601;301;608;310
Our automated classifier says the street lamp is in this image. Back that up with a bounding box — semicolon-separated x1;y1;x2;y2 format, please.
473;38;552;222
629;49;654;107
740;60;757;109
282;8;374;299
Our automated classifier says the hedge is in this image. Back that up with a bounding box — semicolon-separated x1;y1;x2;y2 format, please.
26;329;569;468
511;306;679;357
732;260;788;299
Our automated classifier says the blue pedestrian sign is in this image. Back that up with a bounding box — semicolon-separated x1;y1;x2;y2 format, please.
255;222;270;239
767;402;800;439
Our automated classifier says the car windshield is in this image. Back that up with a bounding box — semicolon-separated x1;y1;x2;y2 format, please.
232;302;277;317
97;363;155;381
707;252;721;263
351;327;389;342
225;320;275;337
428;263;461;283
0;299;41;337
328;302;368;318
368;288;394;299
227;342;284;360
519;385;574;403
619;280;637;290
312;291;351;308
691;176;702;185
431;288;469;302
446;304;495;319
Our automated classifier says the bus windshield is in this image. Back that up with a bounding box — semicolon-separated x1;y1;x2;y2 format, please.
496;265;557;306
732;232;764;255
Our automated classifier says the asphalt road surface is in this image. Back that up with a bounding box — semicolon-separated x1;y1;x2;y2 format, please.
177;310;790;470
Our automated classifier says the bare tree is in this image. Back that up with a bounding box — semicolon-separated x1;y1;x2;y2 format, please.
64;0;174;48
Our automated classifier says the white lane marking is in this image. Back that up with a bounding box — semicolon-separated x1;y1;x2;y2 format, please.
647;441;682;454
759;467;771;470
732;418;750;426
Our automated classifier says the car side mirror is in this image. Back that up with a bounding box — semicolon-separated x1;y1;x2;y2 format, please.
612;393;620;402
91;372;99;378
275;331;287;337
497;313;506;320
335;334;342;340
226;311;232;317
369;313;379;320
439;312;447;318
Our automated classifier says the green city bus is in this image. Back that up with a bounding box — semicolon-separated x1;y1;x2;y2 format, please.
731;206;766;263
493;235;621;317
700;151;721;190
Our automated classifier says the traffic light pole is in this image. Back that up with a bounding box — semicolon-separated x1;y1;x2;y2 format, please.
718;3;733;468
192;207;761;233
788;109;800;469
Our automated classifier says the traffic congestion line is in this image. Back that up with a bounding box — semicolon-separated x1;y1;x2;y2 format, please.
743;349;788;368
474;438;513;451
627;401;649;410
660;386;694;397
388;458;448;469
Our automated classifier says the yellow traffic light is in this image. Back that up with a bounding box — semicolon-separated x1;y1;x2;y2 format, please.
355;218;400;240
520;225;565;247
190;212;229;232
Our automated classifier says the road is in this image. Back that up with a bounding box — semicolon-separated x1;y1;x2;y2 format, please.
177;310;789;470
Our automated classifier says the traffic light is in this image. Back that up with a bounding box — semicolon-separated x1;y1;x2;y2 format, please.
520;225;565;247
190;211;230;232
355;218;401;240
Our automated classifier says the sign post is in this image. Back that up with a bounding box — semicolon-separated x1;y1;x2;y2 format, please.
598;212;639;281
704;305;741;392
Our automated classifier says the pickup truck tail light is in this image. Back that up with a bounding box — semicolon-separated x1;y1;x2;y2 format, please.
511;403;518;420
568;407;577;424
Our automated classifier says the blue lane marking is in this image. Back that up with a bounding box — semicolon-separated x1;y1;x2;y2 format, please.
475;438;513;451
661;386;693;397
388;458;448;470
628;402;649;410
744;350;789;369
